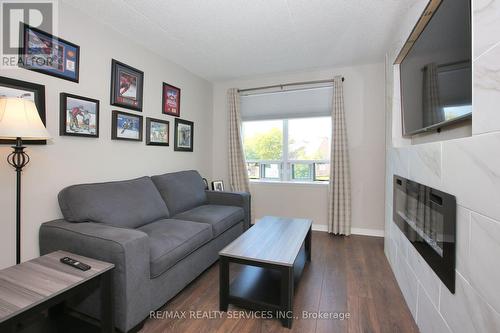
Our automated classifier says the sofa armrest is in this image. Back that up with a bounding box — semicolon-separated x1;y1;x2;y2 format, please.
39;219;150;332
206;191;251;229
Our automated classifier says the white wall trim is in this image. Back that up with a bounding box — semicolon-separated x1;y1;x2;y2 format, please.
312;224;328;232
312;224;385;237
352;227;385;237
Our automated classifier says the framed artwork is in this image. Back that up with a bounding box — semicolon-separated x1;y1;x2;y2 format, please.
19;24;80;83
0;76;46;145
146;117;169;146
60;93;99;138
162;82;181;116
111;110;143;141
110;59;144;111
212;180;225;191
174;118;194;152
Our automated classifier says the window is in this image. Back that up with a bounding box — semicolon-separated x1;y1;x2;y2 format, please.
243;117;331;182
443;105;472;121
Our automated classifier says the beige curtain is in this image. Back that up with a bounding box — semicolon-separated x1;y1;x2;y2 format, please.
328;76;351;235
422;63;444;127
227;88;250;192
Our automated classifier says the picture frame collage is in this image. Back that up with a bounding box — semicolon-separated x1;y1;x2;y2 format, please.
3;24;194;152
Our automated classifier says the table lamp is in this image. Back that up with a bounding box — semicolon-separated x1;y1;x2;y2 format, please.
0;97;51;264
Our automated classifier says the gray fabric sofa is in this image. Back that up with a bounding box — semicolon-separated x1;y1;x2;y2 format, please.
39;170;250;332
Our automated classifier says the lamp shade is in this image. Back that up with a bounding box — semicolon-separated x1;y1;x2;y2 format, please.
0;97;51;140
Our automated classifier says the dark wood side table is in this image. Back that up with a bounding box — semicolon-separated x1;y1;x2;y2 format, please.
0;250;114;332
219;216;312;328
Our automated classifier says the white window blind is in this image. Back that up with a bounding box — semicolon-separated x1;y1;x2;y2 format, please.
240;85;333;120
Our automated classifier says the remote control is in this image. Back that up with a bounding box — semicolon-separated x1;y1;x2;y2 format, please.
60;257;91;271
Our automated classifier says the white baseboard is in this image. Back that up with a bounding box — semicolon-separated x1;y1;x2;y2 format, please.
312;224;328;232
351;228;385;237
312;224;384;237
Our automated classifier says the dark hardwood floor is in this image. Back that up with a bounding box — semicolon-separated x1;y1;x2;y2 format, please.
140;232;419;333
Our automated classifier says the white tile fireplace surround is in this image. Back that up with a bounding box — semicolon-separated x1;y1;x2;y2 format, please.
384;1;500;333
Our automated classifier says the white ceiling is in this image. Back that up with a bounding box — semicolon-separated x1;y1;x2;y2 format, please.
63;0;414;81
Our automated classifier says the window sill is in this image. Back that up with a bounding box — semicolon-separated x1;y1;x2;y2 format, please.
249;179;329;186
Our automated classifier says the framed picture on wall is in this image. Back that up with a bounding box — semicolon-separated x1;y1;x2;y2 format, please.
19;24;80;83
146;117;169;146
111;110;143;141
60;93;99;137
162;82;181;116
0;76;46;145
174;118;194;152
110;59;144;111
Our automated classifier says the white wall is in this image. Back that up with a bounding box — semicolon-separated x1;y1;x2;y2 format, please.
0;2;213;268
384;1;500;332
212;63;386;233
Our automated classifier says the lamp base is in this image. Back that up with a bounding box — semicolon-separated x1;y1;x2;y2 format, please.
7;137;29;264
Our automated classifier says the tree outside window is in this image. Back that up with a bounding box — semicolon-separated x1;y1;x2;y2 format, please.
243;117;331;182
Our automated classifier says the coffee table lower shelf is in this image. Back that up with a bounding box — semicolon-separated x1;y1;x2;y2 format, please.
220;246;307;328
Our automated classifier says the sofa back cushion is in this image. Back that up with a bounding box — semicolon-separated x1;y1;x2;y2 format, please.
151;170;207;216
58;176;170;228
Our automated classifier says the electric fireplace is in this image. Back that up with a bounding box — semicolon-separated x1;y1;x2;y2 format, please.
393;175;456;293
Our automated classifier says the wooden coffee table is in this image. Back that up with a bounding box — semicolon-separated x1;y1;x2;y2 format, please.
219;216;312;328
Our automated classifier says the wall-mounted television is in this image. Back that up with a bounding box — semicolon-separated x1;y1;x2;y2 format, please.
400;0;471;136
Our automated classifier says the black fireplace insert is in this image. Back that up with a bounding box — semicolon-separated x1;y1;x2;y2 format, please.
393;175;456;293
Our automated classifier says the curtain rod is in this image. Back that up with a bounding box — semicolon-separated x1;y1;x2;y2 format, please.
237;77;344;93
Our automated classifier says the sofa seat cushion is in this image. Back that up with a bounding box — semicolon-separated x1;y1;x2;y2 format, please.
174;205;244;237
138;219;212;278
